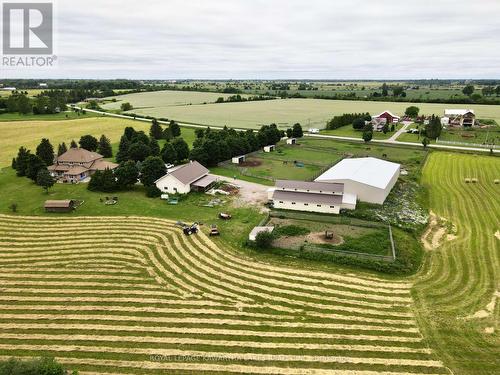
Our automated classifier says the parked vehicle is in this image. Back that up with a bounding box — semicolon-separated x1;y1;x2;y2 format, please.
209;224;220;236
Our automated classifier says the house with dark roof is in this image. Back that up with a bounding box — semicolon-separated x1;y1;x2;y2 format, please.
48;147;118;183
269;180;356;214
154;160;217;194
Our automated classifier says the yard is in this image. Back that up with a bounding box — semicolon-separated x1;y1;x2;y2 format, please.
321;123;404;140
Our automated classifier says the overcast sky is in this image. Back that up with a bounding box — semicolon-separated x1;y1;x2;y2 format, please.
3;0;500;79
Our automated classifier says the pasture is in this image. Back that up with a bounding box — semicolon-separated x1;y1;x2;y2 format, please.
413;152;500;374
0;116;196;167
109;95;500;130
0;213;447;374
101;90;251;111
214;137;427;185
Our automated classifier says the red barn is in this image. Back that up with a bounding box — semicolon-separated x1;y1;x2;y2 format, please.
372;111;400;123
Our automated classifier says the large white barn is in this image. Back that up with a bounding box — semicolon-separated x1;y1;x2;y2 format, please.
315;157;400;204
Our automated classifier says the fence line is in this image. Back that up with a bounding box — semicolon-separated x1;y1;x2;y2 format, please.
436;139;498;149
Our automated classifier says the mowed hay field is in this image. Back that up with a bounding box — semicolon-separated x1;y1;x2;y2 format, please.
0;214;448;375
101;90;251;110
413;152;500;374
114;96;500;130
0;117;150;167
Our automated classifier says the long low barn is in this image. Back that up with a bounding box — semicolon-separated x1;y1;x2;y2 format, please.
315;157;400;204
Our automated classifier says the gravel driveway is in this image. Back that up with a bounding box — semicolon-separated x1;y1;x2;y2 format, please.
210;174;270;209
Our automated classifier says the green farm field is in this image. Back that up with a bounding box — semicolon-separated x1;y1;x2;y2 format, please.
111;95;500;130
413;152;500;374
0;116;196;167
101;90;251;111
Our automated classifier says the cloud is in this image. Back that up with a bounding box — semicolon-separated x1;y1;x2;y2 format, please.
3;0;500;78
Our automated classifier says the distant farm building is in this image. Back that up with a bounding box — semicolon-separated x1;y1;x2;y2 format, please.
372;111;400;124
443;109;475;127
269;180;356;214
155;160;216;194
286;138;297;145
308;128;320;134
263;145;275;152
44;200;75;213
232;155;245;164
48;148;118;183
315;157;400;204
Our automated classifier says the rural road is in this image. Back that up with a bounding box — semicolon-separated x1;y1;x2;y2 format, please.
75;106;499;154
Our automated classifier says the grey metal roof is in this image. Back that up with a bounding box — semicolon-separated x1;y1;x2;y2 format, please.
191;174;217;188
275;180;344;193
272;190;343;205
170;161;209;185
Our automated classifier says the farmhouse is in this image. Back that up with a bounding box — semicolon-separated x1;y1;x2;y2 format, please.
155;160;216;194
372;111;400;124
443;109;475;127
315;157;400;204
48;147;118;183
269;180;356;214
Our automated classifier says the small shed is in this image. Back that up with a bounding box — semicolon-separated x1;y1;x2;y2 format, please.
232;155;245;164
308;128;319;134
286;138;297;145
263;145;275;153
249;226;274;241
44;200;75;213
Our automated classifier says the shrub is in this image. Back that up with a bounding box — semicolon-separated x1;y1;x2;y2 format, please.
254;231;274;249
145;185;162;198
274;225;310;237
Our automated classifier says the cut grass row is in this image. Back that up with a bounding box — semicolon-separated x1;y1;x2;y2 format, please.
0;214;446;374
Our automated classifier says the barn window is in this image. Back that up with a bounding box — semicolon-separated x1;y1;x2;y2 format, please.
291;202;296;205
279;201;283;203
317;204;322;207
329;206;335;208
304;203;308;206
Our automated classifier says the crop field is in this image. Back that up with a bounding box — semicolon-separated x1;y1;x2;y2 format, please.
0;214;448;374
111;94;500;130
413;152;500;374
0;117;196;167
101;90;251;111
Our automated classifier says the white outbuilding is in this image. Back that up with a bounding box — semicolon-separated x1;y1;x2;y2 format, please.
263;145;275;152
155;160;216;194
315;157;400;204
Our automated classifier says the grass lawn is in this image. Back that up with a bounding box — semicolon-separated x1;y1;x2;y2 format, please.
0;116;197;167
321;123;403;140
397;124;500;146
0;167;262;246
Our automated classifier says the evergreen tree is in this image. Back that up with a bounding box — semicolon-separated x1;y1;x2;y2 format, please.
162;126;172;141
70;139;78;148
291;123;303;138
140;156;166;187
98;134;113;157
36;168;55;193
149;119;163;139
382;122;389;134
194;128;204;139
286;128;293;138
26;154;46;181
88;170;103;191
124;126;137;140
36;138;54;165
115;160;139;188
189;146;210;166
57;142;67;156
128;142;151;162
149;137;160;156
14;147;31;176
116;135;131;163
100;168;118;192
160;142;177;164
362;130;373;142
171;138;189;162
425;115;442;139
169;121;181;137
79;135;99;151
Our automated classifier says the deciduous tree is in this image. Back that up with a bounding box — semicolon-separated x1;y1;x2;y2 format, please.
140;156;166;187
36;168;55;193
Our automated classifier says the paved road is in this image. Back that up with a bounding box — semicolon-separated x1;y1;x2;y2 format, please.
75;106;499;154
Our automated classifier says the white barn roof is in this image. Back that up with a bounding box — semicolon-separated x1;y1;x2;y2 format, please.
315;157;400;189
444;109;475;116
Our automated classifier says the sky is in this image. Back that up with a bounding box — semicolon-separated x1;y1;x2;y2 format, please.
2;0;500;79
